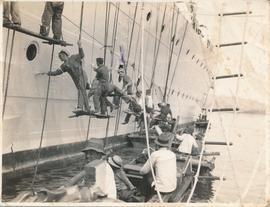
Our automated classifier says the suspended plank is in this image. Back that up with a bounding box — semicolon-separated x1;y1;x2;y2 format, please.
68;110;113;119
214;73;243;80
216;42;247;47
218;11;252;16
210;107;240;112
205;141;233;146
3;24;72;46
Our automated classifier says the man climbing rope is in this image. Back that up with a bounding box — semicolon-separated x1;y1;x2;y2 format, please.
122;90;143;125
3;2;21;26
41;40;90;113
40;2;64;40
118;69;133;95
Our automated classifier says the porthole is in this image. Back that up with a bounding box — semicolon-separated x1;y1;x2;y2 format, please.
176;39;180;45
186;49;190;55
192;55;195;59
161;24;165;32
26;43;38;61
200;63;203;67
196;59;199;64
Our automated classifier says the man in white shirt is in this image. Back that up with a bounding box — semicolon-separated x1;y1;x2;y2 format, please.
140;132;177;202
176;127;199;155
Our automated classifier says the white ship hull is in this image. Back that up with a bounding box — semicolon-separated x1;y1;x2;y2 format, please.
2;2;214;174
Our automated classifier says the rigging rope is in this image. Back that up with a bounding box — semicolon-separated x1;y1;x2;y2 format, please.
31;45;55;193
140;3;163;202
3;29;10;92
2;30;16;119
150;4;167;90
85;3;98;144
168;21;188;100
104;2;111;64
163;5;179;102
126;2;138;71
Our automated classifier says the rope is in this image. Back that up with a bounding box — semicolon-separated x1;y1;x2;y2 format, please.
163;5;179;102
3;29;10;91
140;3;163;202
126;2;138;71
114;98;122;136
104;2;111;64
31;45;55;193
2;30;15;119
168;21;188;100
85;3;98;144
150;4;167;90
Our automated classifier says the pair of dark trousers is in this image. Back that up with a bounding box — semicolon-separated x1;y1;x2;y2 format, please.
3;2;21;24
74;70;90;112
41;2;64;39
93;81;122;114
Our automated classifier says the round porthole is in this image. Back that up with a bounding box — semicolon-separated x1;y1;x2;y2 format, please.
26;43;38;61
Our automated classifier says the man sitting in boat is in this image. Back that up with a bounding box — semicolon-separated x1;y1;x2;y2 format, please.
67;142;117;200
44;40;90;113
140;132;177;202
175;127;199;155
108;155;143;202
122;90;143;125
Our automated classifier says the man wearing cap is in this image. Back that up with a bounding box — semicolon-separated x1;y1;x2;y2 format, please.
140;132;177;202
150;102;173;128
108;155;142;202
44;40;90;113
176;127;199;155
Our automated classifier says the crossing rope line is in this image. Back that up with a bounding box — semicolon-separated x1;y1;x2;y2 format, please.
2;30;16;119
31;45;55;193
140;3;163;203
3;28;10;91
85;3;98;144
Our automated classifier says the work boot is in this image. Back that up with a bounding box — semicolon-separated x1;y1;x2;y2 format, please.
72;107;84;114
53;34;62;41
40;25;49;37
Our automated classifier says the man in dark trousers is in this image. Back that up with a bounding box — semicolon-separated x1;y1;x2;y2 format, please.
40;2;64;40
43;40;90;113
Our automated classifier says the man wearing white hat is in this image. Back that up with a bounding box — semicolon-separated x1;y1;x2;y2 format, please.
108;155;142;202
140;132;177;202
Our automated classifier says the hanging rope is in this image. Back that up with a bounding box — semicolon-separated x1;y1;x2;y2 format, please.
150;4;167;90
31;45;55;193
140;3;163;202
167;21;188;100
163;5;179;102
85;3;98;144
104;2;111;64
3;29;10;91
2;30;16;119
125;2;138;71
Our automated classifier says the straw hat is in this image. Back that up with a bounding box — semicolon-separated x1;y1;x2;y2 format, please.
108;155;123;169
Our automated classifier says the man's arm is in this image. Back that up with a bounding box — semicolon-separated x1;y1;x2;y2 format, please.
47;68;64;76
119;170;135;190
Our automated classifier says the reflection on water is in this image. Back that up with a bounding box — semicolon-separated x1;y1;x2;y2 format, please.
2;113;266;204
